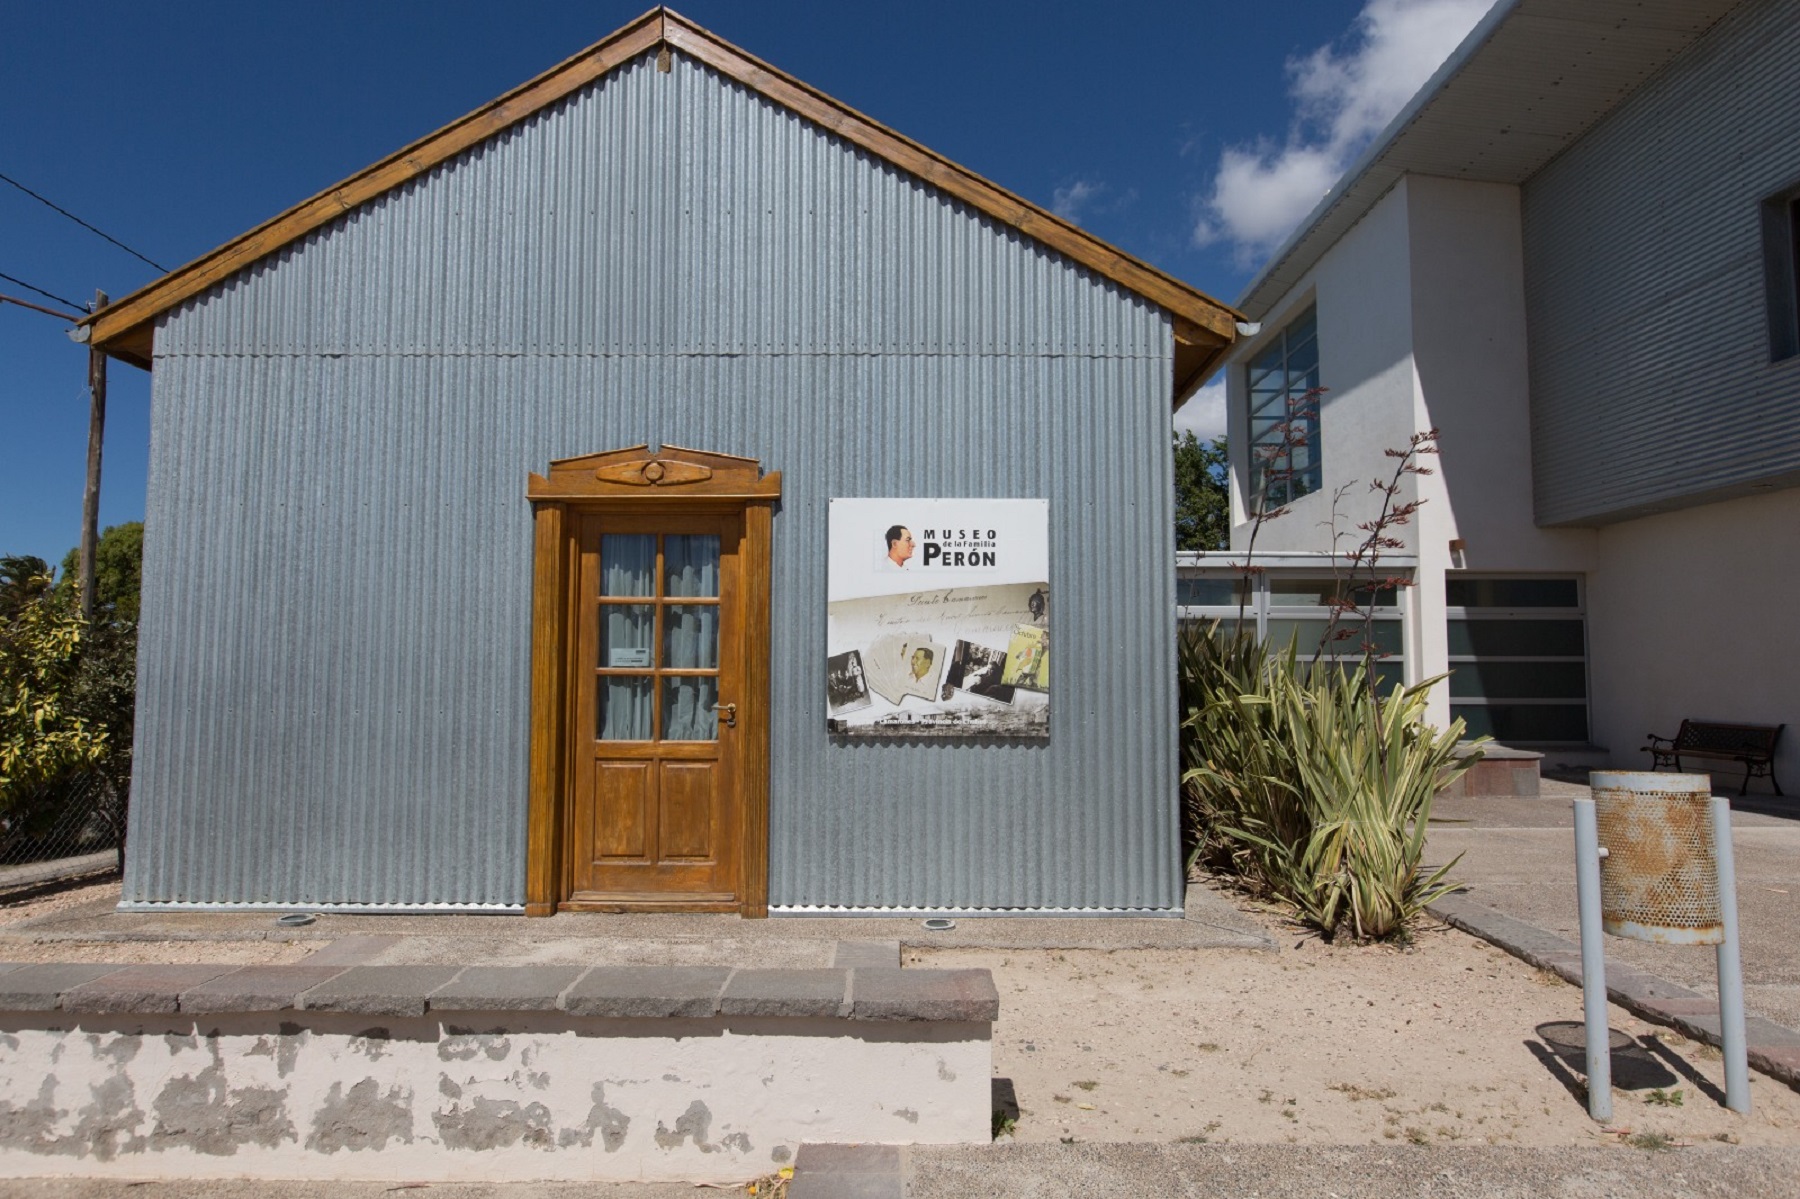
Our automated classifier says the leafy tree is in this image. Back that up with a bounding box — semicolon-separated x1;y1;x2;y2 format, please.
1173;432;1230;551
1;530;141;865
0;556;53;622
0;568;106;802
58;522;144;624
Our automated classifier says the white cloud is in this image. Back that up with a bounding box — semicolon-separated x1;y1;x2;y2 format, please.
1173;377;1227;442
1052;179;1106;223
1194;0;1493;267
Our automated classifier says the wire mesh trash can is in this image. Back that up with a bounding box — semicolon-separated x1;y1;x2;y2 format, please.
1591;771;1722;945
1574;770;1749;1117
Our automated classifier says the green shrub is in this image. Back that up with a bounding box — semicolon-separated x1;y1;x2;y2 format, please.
1;556;136;862
1;565;106;801
1179;620;1482;941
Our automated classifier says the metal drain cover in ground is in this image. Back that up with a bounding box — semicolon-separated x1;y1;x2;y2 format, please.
1536;1021;1634;1055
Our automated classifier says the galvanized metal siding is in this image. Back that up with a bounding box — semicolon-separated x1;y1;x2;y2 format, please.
1523;0;1800;526
129;50;1180;910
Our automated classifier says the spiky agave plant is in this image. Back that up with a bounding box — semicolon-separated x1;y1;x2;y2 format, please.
1178;620;1290;881
1182;631;1483;941
1269;664;1476;940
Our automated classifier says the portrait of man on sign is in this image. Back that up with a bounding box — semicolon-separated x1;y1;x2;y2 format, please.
884;524;914;568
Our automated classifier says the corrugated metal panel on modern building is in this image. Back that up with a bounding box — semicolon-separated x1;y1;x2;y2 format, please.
127;48;1182;912
1524;0;1800;526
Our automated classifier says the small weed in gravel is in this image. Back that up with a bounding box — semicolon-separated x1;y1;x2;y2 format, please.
1178;1122;1222;1145
1625;1131;1676;1151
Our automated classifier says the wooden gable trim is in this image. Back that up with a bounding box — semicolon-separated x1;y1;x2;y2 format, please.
85;6;1238;393
83;10;663;361
528;444;783;503
657;14;1242;358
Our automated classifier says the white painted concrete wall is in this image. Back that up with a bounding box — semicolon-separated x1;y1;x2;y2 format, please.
1228;181;1420;555
1405;176;1601;727
1587;487;1800;792
1406;177;1598;576
0;1013;990;1183
1224;170;1795;754
1225;176;1600;727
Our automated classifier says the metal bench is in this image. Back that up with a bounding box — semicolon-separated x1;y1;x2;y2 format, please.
1644;720;1784;795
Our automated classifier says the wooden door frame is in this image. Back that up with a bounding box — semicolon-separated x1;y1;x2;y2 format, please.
524;445;780;918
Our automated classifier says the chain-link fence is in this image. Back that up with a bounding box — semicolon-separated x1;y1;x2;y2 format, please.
0;772;124;888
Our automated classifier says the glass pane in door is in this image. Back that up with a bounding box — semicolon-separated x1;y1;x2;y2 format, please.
600;605;655;669
663;605;719;669
601;535;655;597
662;676;720;742
664;535;720;597
598;677;653;740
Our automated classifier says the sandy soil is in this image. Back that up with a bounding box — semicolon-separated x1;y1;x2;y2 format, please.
1;876;126;927
10;877;1800;1152
0;879;310;964
921;913;1800;1150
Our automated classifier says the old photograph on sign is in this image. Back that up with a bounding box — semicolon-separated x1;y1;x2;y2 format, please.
1000;624;1049;692
944;639;1014;705
827;650;872;717
827;498;1048;737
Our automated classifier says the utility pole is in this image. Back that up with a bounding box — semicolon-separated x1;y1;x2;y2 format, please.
79;288;107;621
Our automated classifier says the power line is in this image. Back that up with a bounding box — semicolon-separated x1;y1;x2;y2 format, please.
0;170;167;272
0;270;88;315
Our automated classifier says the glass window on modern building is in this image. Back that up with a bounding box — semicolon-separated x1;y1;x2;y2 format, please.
1245;306;1322;506
1176;554;1412;693
1446;576;1590;744
1762;180;1800;362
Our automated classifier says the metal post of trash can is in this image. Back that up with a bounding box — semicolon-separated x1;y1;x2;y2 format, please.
1573;797;1611;1122
1711;795;1750;1114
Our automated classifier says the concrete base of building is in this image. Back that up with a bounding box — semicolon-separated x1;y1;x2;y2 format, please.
0;963;995;1183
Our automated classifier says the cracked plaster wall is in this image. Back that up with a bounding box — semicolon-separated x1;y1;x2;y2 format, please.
0;1013;988;1182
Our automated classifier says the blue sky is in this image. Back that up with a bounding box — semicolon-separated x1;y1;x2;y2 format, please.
0;0;1491;566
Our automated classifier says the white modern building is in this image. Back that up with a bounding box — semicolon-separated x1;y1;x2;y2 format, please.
1187;0;1798;790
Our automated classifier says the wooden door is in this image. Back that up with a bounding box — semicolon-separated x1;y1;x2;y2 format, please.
565;510;745;909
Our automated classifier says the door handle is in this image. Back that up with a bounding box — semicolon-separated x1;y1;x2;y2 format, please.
713;702;737;728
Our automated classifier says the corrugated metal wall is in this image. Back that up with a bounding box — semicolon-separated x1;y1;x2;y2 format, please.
127;49;1182;911
1523;0;1800;526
